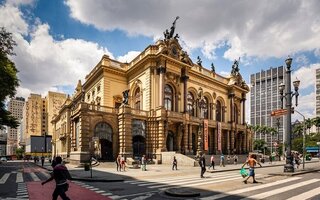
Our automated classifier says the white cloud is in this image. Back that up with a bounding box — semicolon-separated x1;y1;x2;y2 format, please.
1;2;113;98
117;51;140;63
5;0;34;6
65;0;320;61
292;63;320;90
315;48;320;58
292;92;315;121
219;71;229;77
0;3;28;35
295;55;309;66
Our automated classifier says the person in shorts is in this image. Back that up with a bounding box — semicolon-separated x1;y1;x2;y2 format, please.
241;154;262;184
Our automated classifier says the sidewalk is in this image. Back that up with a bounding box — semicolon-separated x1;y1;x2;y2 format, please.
35;159;320;182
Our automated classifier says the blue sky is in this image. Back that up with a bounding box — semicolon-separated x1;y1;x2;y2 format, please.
1;0;319;121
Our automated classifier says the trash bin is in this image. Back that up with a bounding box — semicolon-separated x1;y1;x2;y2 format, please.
84;163;90;171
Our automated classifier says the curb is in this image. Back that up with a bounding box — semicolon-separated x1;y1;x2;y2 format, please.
269;168;320;176
71;177;124;182
164;188;200;197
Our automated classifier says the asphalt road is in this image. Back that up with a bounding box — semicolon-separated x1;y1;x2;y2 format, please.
72;165;320;200
0;161;319;199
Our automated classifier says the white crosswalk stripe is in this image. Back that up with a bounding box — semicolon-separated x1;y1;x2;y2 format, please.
287;186;320;200
0;171;51;184
0;173;10;184
126;172;261;190
200;177;320;200
241;179;320;200
200;177;302;200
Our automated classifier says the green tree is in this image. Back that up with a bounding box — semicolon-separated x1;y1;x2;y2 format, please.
312;116;320;134
293;123;304;138
0;27;19;129
253;139;266;153
15;147;24;159
305;118;313;135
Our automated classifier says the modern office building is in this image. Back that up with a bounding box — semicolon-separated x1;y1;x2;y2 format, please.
250;66;285;152
52;22;252;164
316;68;320;116
6;97;25;155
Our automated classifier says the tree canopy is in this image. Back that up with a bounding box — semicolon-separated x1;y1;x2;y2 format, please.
0;27;20;129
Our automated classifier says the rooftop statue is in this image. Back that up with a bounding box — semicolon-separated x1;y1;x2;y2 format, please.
231;58;240;76
211;63;215;73
163;16;179;40
122;89;130;105
197;56;202;66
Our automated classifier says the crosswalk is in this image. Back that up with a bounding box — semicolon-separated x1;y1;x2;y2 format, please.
124;171;255;190
200;176;320;200
0;171;51;184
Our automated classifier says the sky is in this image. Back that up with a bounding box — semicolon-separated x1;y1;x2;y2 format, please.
0;0;319;123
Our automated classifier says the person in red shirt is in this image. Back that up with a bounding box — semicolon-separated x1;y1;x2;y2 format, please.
42;156;72;200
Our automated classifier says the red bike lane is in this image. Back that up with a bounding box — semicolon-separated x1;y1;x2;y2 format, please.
27;181;112;200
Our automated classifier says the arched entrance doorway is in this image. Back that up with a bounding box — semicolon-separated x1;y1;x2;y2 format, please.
133;135;145;157
166;131;174;151
94;122;113;161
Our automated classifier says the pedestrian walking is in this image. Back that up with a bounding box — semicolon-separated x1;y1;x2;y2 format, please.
116;155;121;171
199;154;206;178
220;154;225;167
227;155;231;164
233;155;238;165
269;154;273;164
41;156;45;167
208;154;215;170
41;156;72;200
51;156;57;168
121;155;126;171
241;154;262;184
141;155;147;171
172;156;178;170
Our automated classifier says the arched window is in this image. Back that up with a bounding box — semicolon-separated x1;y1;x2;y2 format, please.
216;101;222;122
164;84;173;111
187;92;195;116
94;122;113;142
134;87;141;110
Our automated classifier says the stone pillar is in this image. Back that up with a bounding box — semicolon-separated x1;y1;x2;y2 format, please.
188;124;193;153
158;65;166;107
227;130;230;155
184;123;189;153
118;104;133;156
157;120;166;152
241;93;246;125
231;130;235;154
214;128;218;154
182;75;189;113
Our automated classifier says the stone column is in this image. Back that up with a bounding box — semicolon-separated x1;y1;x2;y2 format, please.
214;128;218;154
157;120;166;152
183;123;189;153
241;93;246;124
158;65;166;107
118;104;133;156
182;75;189;112
227;130;230;155
188;124;193;153
231;130;235;153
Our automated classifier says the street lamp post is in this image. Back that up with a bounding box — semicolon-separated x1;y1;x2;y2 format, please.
294;109;305;170
278;56;300;173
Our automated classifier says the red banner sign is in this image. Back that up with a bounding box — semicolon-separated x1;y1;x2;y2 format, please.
204;119;208;151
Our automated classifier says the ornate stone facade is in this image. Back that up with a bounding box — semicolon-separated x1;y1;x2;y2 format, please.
52;31;252;164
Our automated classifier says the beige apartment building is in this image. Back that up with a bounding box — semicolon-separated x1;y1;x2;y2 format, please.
6;97;25;155
52;24;252;164
22;92;66;154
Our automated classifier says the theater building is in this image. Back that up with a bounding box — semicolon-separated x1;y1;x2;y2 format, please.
52;24;252;164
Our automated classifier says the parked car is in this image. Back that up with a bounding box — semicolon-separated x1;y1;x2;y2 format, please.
0;157;7;162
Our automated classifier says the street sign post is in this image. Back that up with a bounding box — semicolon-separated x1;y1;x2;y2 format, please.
271;109;287;117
